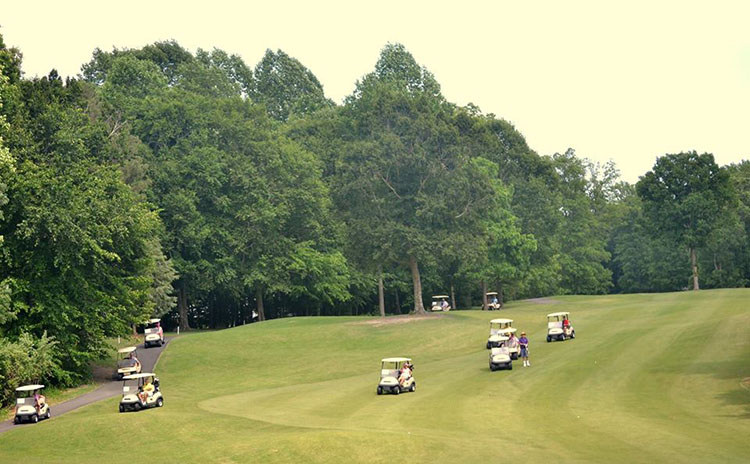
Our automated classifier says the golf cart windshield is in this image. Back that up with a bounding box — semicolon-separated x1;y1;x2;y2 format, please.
16;396;34;406
118;358;137;368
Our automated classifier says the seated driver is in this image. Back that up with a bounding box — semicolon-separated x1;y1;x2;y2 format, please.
34;390;46;414
139;378;155;403
398;364;412;385
441;299;449;310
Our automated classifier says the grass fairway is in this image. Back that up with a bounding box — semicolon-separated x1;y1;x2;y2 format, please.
1;289;748;463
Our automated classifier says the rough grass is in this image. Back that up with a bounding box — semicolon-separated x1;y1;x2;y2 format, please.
1;289;748;463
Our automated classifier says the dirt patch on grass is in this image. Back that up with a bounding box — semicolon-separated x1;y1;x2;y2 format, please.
350;313;448;326
524;297;561;305
741;378;750;392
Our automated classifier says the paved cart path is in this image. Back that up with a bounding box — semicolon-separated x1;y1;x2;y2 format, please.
0;338;170;434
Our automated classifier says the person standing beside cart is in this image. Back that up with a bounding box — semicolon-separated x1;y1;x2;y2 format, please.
519;331;530;367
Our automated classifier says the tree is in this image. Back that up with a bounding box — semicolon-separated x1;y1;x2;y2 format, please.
251;49;332;121
336;44;504;314
636;152;733;290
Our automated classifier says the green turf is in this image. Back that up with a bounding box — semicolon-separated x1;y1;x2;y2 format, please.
1;289;748;463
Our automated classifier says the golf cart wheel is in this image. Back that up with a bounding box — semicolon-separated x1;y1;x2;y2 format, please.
560;334;566;341
46;408;51;419
547;336;551;343
13;416;20;424
393;386;400;395
511;353;518;360
32;414;38;423
508;363;513;370
119;404;125;413
377;387;383;395
134;402;142;411
157;398;164;407
409;382;416;392
571;331;576;339
490;364;496;371
486;342;491;349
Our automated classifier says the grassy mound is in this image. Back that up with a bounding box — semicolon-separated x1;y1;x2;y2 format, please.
1;290;748;462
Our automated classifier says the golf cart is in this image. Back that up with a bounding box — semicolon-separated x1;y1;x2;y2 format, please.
486;292;502;310
119;373;163;412
486;318;514;349
377;357;415;395
116;346;142;380
547;312;575;342
144;318;164;348
430;295;451;312
497;327;520;359
14;385;50;424
489;336;513;371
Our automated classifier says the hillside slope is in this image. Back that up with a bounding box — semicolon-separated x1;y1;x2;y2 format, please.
1;290;748;463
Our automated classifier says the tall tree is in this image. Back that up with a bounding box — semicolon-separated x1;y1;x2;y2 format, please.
251;49;332;121
336;44;503;313
636;152;733;290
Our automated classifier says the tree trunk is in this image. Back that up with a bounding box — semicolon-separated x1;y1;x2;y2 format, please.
131;323;137;337
178;283;190;331
394;289;400;314
450;281;456;311
690;247;700;291
498;285;504;308
481;280;488;310
378;268;386;317
408;255;426;314
256;286;266;321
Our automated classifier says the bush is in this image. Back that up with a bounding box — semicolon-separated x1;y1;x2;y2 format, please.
0;331;60;406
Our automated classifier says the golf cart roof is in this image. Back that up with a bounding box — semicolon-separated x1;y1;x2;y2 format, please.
123;373;156;380
15;384;44;392
486;292;498;295
432;295;449;299
381;357;411;363
490;318;513;324
547;312;570;318
117;346;137;354
147;318;161;324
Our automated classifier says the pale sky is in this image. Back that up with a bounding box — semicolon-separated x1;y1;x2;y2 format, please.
3;0;749;182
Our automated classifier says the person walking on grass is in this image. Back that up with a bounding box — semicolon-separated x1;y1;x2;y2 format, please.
519;331;530;367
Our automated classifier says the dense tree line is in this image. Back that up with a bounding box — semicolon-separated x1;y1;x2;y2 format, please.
0;35;748;399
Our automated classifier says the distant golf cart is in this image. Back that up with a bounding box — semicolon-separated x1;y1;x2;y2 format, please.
486;318;514;349
119;373;163;412
116;346;142;380
547;312;575;342
144;318;164;348
489;337;513;371
497;327;520;359
430;295;451;312
14;385;50;424
486;292;502;310
377;357;415;395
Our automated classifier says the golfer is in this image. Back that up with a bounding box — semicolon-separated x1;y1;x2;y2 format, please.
519;331;530;367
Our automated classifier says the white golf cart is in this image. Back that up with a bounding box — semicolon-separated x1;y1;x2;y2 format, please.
430;295;451;312
119;373;163;412
116;346;142;380
144;318;164;348
547;312;575;342
377;357;415;395
486;292;502;310
486;318;513;349
14;384;50;424
489;336;513;371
